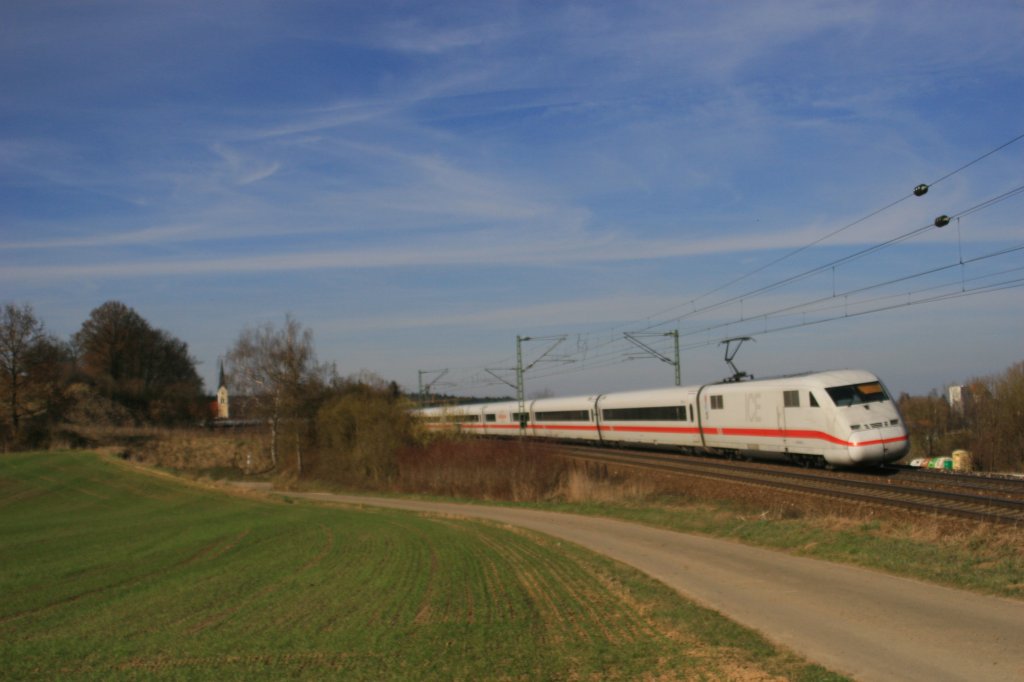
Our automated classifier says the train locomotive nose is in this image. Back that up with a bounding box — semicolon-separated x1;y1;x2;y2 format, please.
849;425;909;464
849;432;885;463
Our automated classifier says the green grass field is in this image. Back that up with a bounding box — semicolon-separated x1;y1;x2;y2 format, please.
0;451;843;681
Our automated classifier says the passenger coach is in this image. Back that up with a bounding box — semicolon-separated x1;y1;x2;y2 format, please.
417;369;909;467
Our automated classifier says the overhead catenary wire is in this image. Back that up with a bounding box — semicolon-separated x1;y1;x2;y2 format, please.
663;243;1024;344
521;274;1024;384
516;145;1024;376
632;133;1024;326
522;233;1023;386
437;134;1024;395
452;254;1024;392
637;182;1024;331
530;185;1024;375
453;232;1024;393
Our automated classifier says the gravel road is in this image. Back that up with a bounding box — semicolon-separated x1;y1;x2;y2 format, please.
277;490;1024;682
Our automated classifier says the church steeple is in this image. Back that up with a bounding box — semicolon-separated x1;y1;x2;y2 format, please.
216;362;229;419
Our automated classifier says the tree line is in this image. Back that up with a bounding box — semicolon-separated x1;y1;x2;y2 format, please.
1;301;206;450
222;313;412;478
0;301;415;479
3;298;1022;473
898;361;1024;472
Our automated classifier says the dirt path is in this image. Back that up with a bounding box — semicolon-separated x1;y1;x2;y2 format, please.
275;491;1023;682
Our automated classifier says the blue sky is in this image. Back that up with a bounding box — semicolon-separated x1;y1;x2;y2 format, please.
2;1;1022;398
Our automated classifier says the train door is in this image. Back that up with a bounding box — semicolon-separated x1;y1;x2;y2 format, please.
779;389;806;455
593;394;606;445
775;393;788;453
745;388;786;454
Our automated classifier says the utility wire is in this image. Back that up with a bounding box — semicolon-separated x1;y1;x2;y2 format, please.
643;182;1024;329
670;242;1024;343
522;204;1024;386
441;134;1024;394
927;132;1024;187
524;138;1024;372
523;273;1024;384
634;132;1024;326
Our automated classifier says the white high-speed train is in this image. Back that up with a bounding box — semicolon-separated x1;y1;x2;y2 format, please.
417;369;910;467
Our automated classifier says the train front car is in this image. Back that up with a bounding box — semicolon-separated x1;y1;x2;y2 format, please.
699;369;908;468
813;370;909;466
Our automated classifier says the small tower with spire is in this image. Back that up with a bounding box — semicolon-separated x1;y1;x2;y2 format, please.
216;362;230;420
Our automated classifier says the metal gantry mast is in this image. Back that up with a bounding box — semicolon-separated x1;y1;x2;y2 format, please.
486;335;572;433
417;369;449;406
624;330;681;386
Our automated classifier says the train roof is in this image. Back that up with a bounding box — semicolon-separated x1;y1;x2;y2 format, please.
415;369;885;413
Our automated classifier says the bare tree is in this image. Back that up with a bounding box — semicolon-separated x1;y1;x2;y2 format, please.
1;303;45;441
967;362;1024;472
898;390;952;459
0;303;69;448
225;315;327;472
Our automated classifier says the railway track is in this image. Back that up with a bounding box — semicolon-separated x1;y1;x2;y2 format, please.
552;445;1024;526
884;466;1024;498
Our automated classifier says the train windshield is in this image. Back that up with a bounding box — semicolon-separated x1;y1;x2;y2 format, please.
825;381;890;407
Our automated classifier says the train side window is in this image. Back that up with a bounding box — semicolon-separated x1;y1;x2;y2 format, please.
809;393;819;408
784;390;800;408
710;395;724;410
602;406;686;421
535;410;590;422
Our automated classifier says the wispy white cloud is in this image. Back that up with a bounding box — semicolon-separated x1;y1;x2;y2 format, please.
0;223;207;250
210;143;280;186
329;292;686;333
241;100;404;141
377;17;511;54
3;210;980;281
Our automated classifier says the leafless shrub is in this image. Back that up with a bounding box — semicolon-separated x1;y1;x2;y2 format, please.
898;361;1024;472
967;361;1024;472
559;466;659;504
392;438;570;501
899;391;955;460
313;387;417;484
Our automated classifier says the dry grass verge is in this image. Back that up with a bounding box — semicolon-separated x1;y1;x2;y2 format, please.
392;438;569;501
54;424;270;475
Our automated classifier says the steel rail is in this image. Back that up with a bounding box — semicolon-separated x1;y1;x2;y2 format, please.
553;445;1024;526
883;467;1024;498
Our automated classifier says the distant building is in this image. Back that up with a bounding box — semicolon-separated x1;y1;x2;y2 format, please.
947;384;968;416
216;363;230;420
